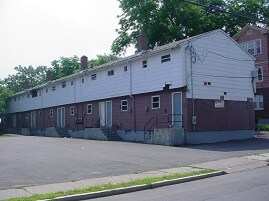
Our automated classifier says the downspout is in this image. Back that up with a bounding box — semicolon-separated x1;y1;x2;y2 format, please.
128;61;136;132
190;47;196;131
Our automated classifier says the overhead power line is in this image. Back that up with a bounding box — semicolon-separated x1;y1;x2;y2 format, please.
181;0;269;25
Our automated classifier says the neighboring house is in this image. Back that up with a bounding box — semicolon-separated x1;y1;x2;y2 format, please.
234;25;269;123
5;29;255;145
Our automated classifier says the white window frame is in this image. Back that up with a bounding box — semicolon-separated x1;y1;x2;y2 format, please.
161;54;171;63
50;109;53;118
70;106;74;115
62;81;66;88
257;66;263;82
121;100;128;111
87;104;92;114
108;70;114;76
91;74;97;80
152;95;160;109
142;60;147;68
241;39;261;55
254;95;264;110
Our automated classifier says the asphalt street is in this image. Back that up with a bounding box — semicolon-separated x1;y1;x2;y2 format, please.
1;134;269;190
93;166;269;201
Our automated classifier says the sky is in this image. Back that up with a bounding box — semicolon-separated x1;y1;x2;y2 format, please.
0;0;134;79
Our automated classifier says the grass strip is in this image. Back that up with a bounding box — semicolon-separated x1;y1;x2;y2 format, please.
5;169;215;201
0;134;13;138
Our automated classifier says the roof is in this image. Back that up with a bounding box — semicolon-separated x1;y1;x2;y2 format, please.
233;24;269;39
11;29;235;97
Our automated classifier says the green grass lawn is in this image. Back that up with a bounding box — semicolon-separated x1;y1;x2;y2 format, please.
5;169;215;201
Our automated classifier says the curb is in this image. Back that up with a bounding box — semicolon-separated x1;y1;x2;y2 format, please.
44;171;225;201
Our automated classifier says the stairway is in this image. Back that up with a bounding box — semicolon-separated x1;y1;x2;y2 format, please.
56;128;71;138
101;127;122;141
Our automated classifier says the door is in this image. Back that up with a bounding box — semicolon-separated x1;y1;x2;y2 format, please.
172;92;182;128
99;101;112;127
99;102;106;127
30;111;37;128
57;107;65;128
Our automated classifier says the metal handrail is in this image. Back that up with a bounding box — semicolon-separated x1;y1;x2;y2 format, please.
144;114;183;141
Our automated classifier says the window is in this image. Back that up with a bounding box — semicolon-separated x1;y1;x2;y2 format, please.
142;60;147;68
124;66;128;72
71;80;74;86
247;30;252;35
39;111;42;118
70;106;74;115
46;88;48;93
50;109;53;117
161;54;171;63
254;95;264;110
91;74;97;80
82;78;84;83
14;97;16;101
52;86;56;91
38;90;41;96
87;104;92;114
152;95;160;109
257;67;263;82
121;100;128;111
108;70;114;76
241;39;261;55
62;81;66;88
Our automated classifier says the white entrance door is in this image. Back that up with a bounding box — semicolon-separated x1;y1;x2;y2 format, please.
172;92;182;128
99;101;112;127
57;107;65;128
99;102;106;127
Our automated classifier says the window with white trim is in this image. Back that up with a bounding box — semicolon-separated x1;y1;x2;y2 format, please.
254;95;264;110
124;66;128;72
121;100;128;111
108;70;114;76
161;54;171;63
240;39;261;55
70;106;74;115
152;95;160;109
62;81;66;88
142;60;147;68
257;67;263;82
91;74;96;80
50;109;53;117
87;104;92;114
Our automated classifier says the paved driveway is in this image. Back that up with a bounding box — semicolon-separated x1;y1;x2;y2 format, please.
1;135;269;190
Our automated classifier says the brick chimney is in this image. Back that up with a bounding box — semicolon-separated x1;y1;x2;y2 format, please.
46;70;52;82
23;80;30;90
80;55;88;71
136;33;148;53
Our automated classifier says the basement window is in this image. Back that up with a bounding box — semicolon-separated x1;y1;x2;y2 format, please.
161;54;171;63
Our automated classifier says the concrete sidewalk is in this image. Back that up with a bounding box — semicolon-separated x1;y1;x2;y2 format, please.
0;153;268;200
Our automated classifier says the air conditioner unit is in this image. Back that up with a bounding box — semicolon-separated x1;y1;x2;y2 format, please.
75;118;83;124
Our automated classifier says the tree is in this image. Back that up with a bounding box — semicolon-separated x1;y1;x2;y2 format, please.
3;65;47;93
0;83;13;115
89;54;119;68
50;56;80;80
112;0;269;55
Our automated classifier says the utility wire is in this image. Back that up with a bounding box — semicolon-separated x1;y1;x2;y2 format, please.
180;0;269;25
